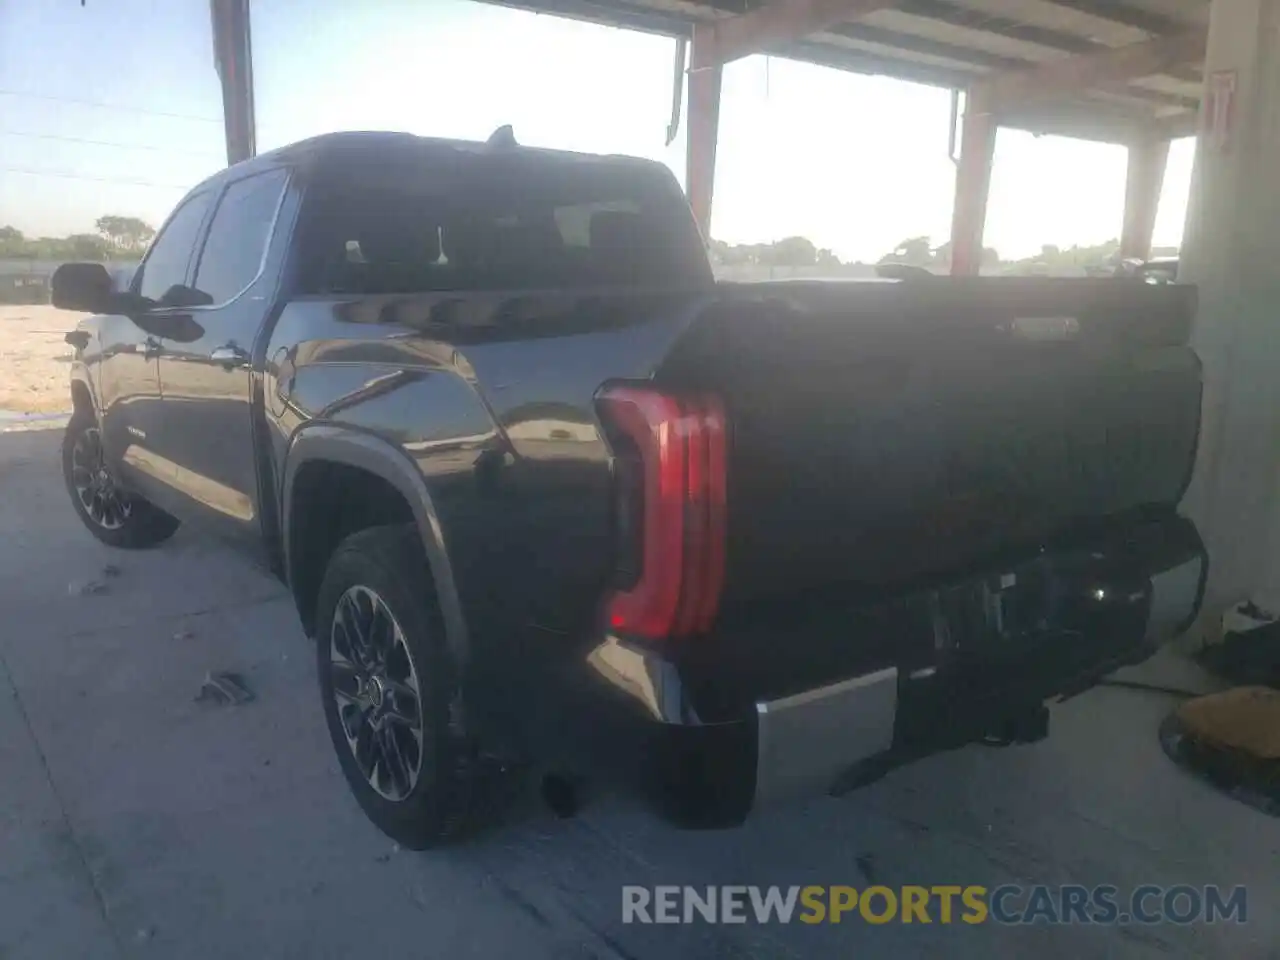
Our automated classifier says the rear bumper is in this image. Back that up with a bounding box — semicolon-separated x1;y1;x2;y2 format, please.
574;518;1205;828
754;668;898;806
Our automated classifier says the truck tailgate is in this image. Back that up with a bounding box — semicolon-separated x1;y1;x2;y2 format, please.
658;279;1201;605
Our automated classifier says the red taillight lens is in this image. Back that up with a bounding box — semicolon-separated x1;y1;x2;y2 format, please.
597;385;727;642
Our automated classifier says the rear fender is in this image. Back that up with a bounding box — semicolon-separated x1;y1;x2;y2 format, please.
282;425;469;666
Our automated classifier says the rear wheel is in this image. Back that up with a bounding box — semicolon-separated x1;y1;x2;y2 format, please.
61;411;179;549
315;524;475;849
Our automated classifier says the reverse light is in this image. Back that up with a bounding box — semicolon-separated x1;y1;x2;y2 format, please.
597;385;727;641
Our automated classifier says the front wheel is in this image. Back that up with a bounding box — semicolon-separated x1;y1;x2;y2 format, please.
315;524;476;849
62;412;179;549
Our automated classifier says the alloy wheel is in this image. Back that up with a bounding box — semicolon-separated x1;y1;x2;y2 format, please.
328;585;425;801
69;426;132;531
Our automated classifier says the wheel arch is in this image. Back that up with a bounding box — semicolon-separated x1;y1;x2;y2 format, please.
282;425;469;666
69;373;97;418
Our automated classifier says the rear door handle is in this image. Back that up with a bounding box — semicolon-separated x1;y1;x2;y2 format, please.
211;344;250;369
132;337;162;358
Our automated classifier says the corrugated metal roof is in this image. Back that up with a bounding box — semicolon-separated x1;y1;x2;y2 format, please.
484;0;1208;141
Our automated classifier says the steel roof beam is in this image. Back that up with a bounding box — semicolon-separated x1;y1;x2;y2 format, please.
980;29;1206;110
1040;0;1184;36
893;0;1094;54
1154;110;1200;140
690;0;900;69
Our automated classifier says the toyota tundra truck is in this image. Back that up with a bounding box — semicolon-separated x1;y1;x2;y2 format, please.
52;130;1206;848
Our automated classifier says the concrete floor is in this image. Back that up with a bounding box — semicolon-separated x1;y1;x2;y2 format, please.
1;425;1276;960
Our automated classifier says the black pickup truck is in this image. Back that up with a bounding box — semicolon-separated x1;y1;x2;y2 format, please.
53;131;1206;848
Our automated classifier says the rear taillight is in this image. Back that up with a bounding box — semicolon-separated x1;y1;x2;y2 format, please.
596;385;727;642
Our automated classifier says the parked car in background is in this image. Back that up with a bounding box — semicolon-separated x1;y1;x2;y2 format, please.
52;131;1206;848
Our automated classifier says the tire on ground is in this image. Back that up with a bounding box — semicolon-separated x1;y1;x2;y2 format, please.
61;410;180;549
314;523;475;849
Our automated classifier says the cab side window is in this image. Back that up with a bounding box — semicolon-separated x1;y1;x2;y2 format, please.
193;169;289;305
135;192;212;303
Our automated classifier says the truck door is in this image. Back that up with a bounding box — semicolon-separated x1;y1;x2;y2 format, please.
99;190;213;510
153;166;290;557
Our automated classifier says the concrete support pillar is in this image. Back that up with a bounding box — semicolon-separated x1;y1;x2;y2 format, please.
687;26;723;240
949;89;996;276
1179;0;1280;620
1119;136;1170;261
209;0;256;166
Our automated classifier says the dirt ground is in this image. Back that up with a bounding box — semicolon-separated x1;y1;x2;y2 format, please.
0;304;86;414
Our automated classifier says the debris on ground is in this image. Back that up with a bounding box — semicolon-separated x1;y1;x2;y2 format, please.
1180;686;1280;759
1159;687;1280;817
1199;621;1280;689
68;565;123;596
194;671;255;706
67;578;109;597
855;853;878;884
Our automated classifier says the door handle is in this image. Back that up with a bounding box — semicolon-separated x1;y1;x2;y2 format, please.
210;344;251;369
131;337;162;358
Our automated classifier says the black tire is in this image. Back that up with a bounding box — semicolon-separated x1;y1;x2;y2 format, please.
61;411;180;549
315;524;474;849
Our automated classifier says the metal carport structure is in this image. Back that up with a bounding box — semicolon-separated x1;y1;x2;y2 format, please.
210;0;1210;273
483;0;1209;274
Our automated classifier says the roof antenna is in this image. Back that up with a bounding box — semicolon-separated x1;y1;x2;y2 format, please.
487;125;518;149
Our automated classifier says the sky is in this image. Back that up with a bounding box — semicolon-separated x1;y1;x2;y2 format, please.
0;0;1194;263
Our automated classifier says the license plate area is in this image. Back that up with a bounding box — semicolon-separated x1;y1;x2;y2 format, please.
931;554;1150;661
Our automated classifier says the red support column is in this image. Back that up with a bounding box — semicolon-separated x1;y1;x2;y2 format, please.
1120;136;1170;261
210;0;256;166
687;26;723;241
949;89;996;276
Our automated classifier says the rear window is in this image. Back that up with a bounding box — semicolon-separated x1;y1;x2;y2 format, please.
296;151;710;295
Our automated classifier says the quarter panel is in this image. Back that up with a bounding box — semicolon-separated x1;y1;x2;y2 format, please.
261;293;706;700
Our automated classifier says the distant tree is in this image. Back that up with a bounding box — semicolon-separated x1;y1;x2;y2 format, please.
708;238;755;266
66;234;111;260
95;215;155;254
709;236;838;269
0;225;26;257
763;236;818;267
982;246;1002;267
1009;238;1123;275
881;236;934;266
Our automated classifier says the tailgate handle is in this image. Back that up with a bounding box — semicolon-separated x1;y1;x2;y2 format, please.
1005;316;1080;340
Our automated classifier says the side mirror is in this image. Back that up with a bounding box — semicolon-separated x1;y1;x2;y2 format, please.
136;311;206;343
51;262;114;313
159;284;214;309
51;262;156;315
